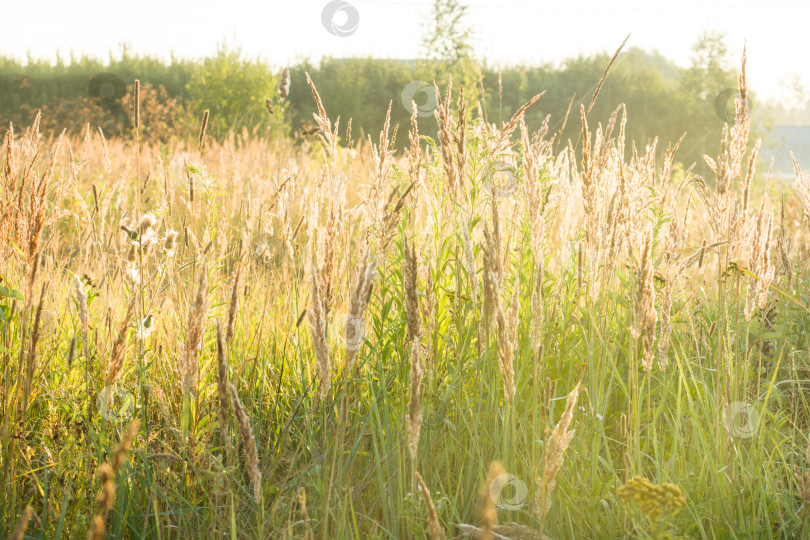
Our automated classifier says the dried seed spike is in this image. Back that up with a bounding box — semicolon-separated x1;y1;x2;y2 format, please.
199;110;209;152
181;262;208;394
278;67;290;101
226;262;242;343
589;33;630;113
228;383;261;504
403;238;421;342
536;382;582;520
500;92;545;142
406;338;423;461
478;461;506;536
216;320;232;466
415;472;446;540
344;252;378;373
9;505;34;540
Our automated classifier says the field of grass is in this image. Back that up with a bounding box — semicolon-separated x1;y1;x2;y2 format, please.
2;52;810;539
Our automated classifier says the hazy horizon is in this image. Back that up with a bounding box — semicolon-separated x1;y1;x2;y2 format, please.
3;0;809;104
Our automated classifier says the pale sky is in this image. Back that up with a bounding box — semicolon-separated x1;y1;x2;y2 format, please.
3;0;809;102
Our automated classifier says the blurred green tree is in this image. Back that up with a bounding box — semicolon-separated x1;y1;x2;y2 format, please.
186;44;286;140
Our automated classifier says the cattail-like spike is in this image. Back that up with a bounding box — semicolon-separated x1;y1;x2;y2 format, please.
226;262;242;344
67;336;76;368
198;110;209;152
229;383;261;504
278;67;290;101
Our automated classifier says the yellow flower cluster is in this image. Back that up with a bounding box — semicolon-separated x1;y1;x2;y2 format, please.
617;476;687;520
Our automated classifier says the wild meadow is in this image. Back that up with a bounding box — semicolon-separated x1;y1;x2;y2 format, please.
2;49;810;539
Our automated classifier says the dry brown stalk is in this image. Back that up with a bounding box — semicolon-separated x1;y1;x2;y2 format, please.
133;79;140;129
24;130;64;306
215;320;233;466
22;281;49;414
499;92;544;143
415;471;446;540
88;420;139;540
228;383;262;504
199;110;209;152
75;276;89;360
226;261;242;343
181;263;208;394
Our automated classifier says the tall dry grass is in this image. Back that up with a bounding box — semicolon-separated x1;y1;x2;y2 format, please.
0;51;809;539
